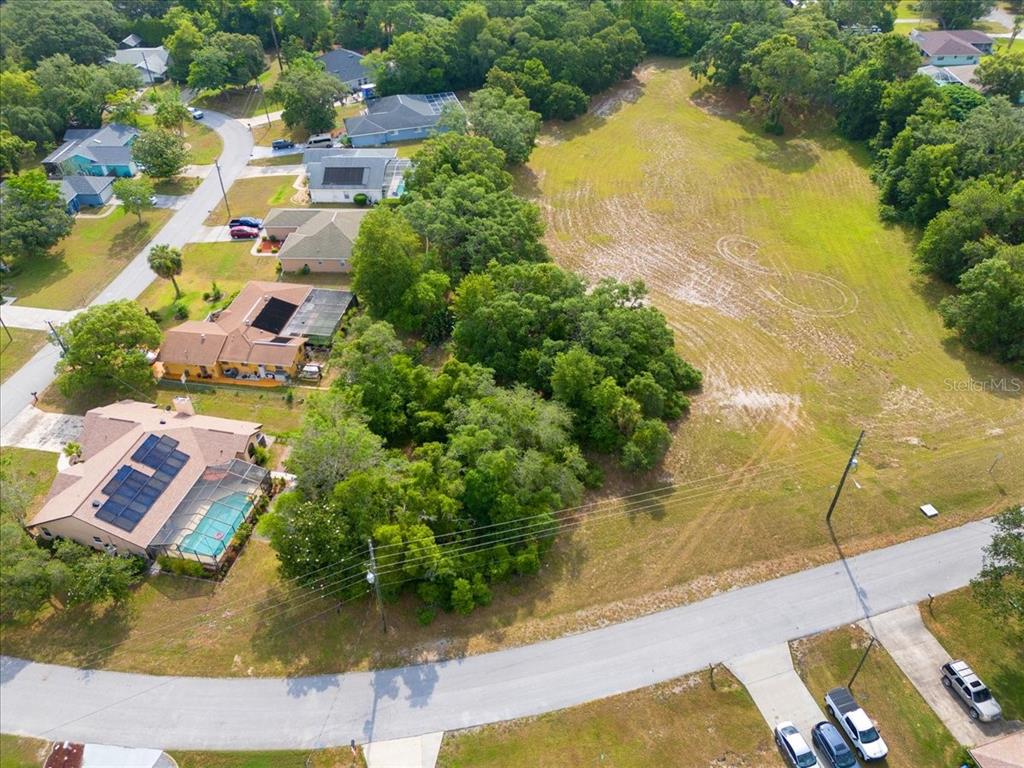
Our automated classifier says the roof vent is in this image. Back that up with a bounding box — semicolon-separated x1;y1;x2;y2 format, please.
159;419;166;425
92;500;101;508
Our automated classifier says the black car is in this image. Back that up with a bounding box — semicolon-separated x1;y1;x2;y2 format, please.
271;138;295;150
812;722;857;768
228;216;262;229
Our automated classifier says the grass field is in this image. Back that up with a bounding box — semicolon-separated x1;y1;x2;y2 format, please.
1;447;59;520
792;626;963;767
0;328;48;383
438;670;782;767
0;207;172;309
0;734;48;768
921;588;1024;720
154;384;305;436
203;175;301;225
138;113;223;166
171;746;364;768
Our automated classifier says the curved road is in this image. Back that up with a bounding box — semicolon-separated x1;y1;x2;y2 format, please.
0;517;995;750
0;111;253;430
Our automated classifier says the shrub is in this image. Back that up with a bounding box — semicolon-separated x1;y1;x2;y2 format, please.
210;281;223;301
249;443;271;467
157;554;207;578
450;577;475;615
417;606;437;625
285;389;294;405
172;300;189;320
63;442;82;459
300;263;310;275
353;192;368;206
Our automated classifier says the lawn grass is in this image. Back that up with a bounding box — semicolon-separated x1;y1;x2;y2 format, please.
138;113;223;166
150;175;201;195
251;104;361;147
438;670;783;768
1;448;60;520
0;328;49;383
0;734;49;768
203;175;301;225
171;746;364;768
248;153;304;167
193;60;283;119
0;206;172;310
792;626;963;767
895;0;921;19
994;37;1020;53
154;383;305;436
921;587;1024;721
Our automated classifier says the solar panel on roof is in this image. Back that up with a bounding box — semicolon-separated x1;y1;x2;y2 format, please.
131;434;160;464
323;166;366;185
133;434;180;470
94;446;192;533
101;465;134;496
251;297;298;334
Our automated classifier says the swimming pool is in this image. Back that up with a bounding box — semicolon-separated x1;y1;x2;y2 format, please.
179;491;254;558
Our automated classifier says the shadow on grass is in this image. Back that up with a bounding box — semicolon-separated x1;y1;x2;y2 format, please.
1;601;135;670
110;220;155;259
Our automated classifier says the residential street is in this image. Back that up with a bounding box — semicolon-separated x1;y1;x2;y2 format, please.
0;518;996;751
0;111;253;432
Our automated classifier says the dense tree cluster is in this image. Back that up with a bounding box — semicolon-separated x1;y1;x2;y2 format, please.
270;54;348;135
0;170;74;267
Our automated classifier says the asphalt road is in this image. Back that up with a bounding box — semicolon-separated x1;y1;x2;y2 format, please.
0;517;995;750
0;111;253;430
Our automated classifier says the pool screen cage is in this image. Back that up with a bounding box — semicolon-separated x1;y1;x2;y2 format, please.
149;458;269;567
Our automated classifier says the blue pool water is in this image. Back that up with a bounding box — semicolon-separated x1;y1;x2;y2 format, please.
179;491;253;558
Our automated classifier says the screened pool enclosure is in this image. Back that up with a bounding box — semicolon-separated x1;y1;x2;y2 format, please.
150;458;269;566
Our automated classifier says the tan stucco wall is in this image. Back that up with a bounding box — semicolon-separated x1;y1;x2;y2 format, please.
32;516;148;558
280;257;349;273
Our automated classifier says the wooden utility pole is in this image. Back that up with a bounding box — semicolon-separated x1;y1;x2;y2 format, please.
826;430;865;525
367;538;388;634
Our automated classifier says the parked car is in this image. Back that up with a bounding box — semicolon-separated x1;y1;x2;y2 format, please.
775;722;817;768
306;132;334;147
812;721;857;768
824;687;887;761
941;661;1002;722
229;217;262;229
271;138;295;150
187;106;204;120
229;226;260;239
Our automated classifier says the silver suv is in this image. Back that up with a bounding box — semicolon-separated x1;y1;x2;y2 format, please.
941;660;1002;721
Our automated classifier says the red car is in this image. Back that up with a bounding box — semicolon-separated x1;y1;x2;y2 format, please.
229;225;260;239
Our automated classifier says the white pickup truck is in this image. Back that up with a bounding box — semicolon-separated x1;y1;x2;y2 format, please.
824;686;888;761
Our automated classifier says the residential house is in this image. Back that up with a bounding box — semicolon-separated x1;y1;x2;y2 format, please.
157;280;354;383
911;29;994;67
109;45;171;84
304;147;409;204
55;175;116;213
42;124;140;178
119;33;145;49
917;63;983;92
317;48;370;90
27;399;269;567
262;208;367;273
343;92;462;147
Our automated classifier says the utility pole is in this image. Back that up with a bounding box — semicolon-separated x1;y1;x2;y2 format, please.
847;636;876;691
826;429;865;525
46;320;68;355
367;538;388;634
214;158;231;220
269;7;284;74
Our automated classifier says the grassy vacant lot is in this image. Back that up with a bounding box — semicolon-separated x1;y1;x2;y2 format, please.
0;328;48;383
0;207;171;309
171;746;364;768
792;626;962;767
203;175;301;225
0;734;48;768
194;60;283;118
154;384;305;436
921;588;1024;720
438;670;782;767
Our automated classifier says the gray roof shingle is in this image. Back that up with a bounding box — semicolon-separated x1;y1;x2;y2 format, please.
317;48;369;86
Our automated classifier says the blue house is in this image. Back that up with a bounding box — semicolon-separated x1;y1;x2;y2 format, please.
43;125;140;178
343;93;462;147
55;175;116;214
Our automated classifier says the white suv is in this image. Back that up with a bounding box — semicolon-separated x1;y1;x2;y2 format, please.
775;721;818;767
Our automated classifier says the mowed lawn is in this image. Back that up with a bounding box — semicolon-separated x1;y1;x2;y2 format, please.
1;447;59;518
0;328;49;383
252;103;362;147
438;670;783;767
194;59;284;118
171;746;364;768
0;734;48;768
792;626;963;767
0;207;171;309
203;175;301;225
137;113;222;166
154;384;304;436
921;588;1024;720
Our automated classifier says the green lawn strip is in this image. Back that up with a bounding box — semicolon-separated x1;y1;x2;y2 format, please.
248;154;304;167
921;588;1024;720
0;734;49;768
137;113;223;166
0;207;172;310
154;383;304;436
792;625;964;767
203;175;301;226
0;328;49;383
438;670;782;767
1;447;60;520
150;175;201;195
170;746;364;768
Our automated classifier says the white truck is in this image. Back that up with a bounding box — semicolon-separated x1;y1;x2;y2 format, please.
824;687;888;761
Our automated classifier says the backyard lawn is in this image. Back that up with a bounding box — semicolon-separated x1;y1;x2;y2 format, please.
1;448;59;517
0;328;49;383
921;587;1024;721
0;207;171;309
154;384;305;436
438;670;782;767
792;626;963;767
203;175;301;225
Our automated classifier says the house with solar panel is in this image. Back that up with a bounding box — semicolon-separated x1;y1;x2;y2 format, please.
156;281;354;384
343;92;462;147
27;399;269;567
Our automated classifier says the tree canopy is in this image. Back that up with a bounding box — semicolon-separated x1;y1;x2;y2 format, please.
971;505;1024;622
0;169;74;264
132;129;190;178
270;55;348;135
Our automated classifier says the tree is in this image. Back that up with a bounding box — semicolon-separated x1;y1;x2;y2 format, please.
920;0;996;28
0;68;58;147
56;301;162;399
280;0;333;50
113;177;155;224
165;18;205;82
53;540;143;606
351;207;424;323
0;170;74;265
741;34;817;133
270;57;347;135
152;89;191;135
545;81;589;121
0;0;121;66
34;55;142;129
106;89;141;127
132;129;190;179
0;130;35;177
621;419;673;472
188;33;265;91
976;52;1024;101
405;133;511;198
821;0;898;30
465;87;541;165
971;505;1024;622
148;244;183;298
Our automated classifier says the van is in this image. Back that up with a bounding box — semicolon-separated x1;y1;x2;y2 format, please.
306;133;334;148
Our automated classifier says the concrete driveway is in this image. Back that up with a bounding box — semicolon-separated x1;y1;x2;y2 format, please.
0;407;84;452
250;144;303;160
866;606;1020;747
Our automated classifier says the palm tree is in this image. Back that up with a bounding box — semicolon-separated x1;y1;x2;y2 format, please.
1011;14;1023;50
148;244;183;299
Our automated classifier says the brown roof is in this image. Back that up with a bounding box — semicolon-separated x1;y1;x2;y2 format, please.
971;732;1024;768
159;322;227;367
914;29;992;56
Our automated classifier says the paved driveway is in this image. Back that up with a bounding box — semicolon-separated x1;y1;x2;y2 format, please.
0;407;84;452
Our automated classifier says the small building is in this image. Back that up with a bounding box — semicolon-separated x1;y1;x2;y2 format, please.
317;47;370;90
109;45;171;84
119;33;145;49
343;92;462;147
304;147;409;204
42;124;140;178
262;207;367;273
55;175;116;214
157;281;354;383
911;29;994;67
27;399;269;568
